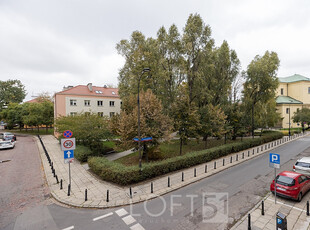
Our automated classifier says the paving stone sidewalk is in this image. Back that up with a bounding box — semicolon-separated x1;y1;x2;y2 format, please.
36;133;306;209
231;192;310;230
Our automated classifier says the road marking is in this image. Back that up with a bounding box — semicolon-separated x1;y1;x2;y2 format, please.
130;223;145;230
122;215;136;225
266;198;306;212
115;208;128;217
93;212;113;221
62;226;74;230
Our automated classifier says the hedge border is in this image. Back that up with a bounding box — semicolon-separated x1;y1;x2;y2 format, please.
88;132;283;185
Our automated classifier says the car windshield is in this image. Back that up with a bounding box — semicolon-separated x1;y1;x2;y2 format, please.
296;161;310;168
276;175;295;187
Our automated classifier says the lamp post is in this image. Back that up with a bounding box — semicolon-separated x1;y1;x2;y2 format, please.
288;100;293;137
138;68;150;170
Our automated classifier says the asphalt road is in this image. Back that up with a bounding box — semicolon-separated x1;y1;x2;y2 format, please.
3;135;310;230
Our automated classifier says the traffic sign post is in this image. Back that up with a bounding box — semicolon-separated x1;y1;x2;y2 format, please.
269;153;280;204
61;131;75;190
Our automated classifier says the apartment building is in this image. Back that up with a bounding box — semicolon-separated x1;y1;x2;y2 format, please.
276;74;310;128
54;83;121;119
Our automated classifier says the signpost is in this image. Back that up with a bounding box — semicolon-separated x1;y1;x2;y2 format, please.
61;130;75;189
269;153;280;204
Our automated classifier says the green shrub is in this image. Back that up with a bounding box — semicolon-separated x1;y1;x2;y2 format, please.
75;145;92;162
88;131;284;185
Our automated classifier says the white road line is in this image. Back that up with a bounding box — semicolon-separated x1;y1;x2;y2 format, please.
266;198;306;212
130;223;145;230
93;212;113;221
122;215;136;225
62;226;74;230
115;208;128;217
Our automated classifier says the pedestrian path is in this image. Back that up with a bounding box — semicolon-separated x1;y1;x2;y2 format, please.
36;133;306;208
231;192;310;230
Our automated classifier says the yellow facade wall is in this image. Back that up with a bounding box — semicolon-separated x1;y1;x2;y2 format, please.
287;81;310;104
276;104;303;128
276;83;288;96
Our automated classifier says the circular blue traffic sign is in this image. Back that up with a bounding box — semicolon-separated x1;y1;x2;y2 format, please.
63;130;73;138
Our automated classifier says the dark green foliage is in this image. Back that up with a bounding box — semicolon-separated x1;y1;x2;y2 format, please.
88;131;283;185
75;145;92;162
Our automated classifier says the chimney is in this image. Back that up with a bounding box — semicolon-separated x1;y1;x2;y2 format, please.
87;83;93;92
103;85;107;88
63;85;73;91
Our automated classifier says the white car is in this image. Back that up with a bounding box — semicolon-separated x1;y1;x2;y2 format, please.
293;157;310;176
0;140;15;149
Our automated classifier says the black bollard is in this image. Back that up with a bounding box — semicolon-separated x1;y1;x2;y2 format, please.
85;189;88;201
129;187;132;199
182;172;184;181
214;161;216;169
223;158;225;166
60;179;63;190
253;149;254;155
168;177;170;187
261;201;264;215
151;182;153;193
230;156;233;163
106;190;109;202
67;184;71;196
242;152;244;159
194;168;197;177
55;175;59;184
307;201;309;216
236;154;238;161
248;151;250;157
261;146;263;151
205;165;207;173
248;213;251;230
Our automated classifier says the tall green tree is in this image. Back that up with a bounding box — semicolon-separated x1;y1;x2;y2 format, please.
199;104;226;147
172;86;201;155
243;51;280;137
0;79;26;111
0;103;24;130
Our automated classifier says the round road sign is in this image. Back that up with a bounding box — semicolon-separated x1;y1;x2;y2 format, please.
63;140;74;149
63;130;73;138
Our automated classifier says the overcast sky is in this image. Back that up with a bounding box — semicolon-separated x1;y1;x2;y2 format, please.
1;0;310;101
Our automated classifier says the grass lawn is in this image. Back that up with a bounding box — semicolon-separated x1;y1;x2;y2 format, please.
115;138;241;166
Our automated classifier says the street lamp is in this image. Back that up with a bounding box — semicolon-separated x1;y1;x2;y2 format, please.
138;68;151;170
288;100;293;137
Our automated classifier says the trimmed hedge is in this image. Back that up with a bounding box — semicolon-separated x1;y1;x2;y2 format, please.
88;131;284;185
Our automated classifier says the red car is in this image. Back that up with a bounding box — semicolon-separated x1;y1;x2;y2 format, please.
270;171;310;202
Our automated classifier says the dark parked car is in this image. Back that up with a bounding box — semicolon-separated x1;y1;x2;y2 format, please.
270;171;310;201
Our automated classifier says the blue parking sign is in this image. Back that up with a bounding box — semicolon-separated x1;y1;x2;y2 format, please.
269;153;280;168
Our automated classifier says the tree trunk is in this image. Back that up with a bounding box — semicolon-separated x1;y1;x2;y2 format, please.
46;125;48;133
252;104;254;138
179;138;183;155
204;136;208;148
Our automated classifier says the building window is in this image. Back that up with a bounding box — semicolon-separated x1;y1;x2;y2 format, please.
110;112;115;117
109;101;115;107
281;88;284;95
286;108;290;114
70;99;77;106
97;100;103;106
98;112;104;117
70;112;77;116
84;100;90;106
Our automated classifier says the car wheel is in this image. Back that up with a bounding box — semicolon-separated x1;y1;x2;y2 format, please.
297;192;302;202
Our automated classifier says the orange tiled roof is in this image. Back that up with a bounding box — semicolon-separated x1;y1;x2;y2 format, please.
56;85;119;98
25;98;39;103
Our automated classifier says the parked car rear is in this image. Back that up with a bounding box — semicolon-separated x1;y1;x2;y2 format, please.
293;157;310;176
0;140;15;149
0;132;16;141
270;171;310;202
